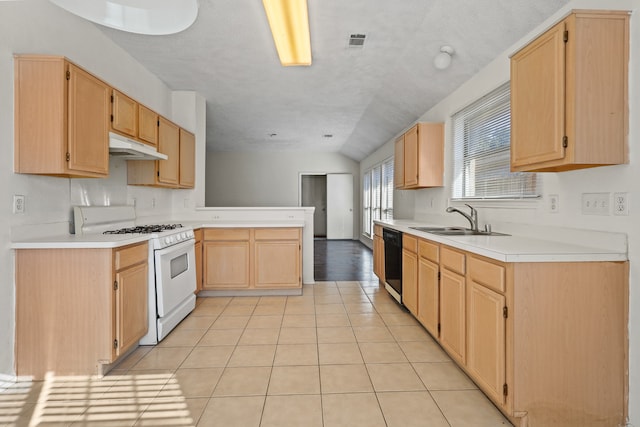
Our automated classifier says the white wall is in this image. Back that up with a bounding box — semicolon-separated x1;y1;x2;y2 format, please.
0;0;205;379
205;151;361;238
170;91;207;214
358;0;640;423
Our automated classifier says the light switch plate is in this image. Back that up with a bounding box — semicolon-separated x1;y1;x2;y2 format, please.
581;193;609;215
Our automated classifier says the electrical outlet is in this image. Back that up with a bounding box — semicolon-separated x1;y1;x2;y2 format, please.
548;194;559;213
613;192;629;216
151;198;156;208
13;195;25;214
581;193;610;215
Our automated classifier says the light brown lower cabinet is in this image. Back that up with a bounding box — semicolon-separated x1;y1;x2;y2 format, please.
202;227;301;291
401;234;418;315
402;234;628;426
194;228;203;293
15;242;149;379
254;228;301;288
466;277;506;405
439;246;467;366
416;239;439;337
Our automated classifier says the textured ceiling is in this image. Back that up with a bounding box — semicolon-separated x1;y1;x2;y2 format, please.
99;0;569;161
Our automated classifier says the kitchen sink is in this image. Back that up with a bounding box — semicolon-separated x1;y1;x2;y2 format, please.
409;226;510;236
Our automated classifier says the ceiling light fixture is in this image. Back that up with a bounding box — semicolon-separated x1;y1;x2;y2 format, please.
262;0;312;66
434;45;454;70
49;0;198;35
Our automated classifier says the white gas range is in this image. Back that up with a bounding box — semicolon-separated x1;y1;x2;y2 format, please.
74;205;197;345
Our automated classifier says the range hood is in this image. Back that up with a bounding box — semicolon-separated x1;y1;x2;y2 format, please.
108;132;168;160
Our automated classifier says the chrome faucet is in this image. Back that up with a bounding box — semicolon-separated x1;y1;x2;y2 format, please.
446;204;479;231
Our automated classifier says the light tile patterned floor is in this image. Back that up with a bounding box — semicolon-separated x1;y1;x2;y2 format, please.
1;281;513;426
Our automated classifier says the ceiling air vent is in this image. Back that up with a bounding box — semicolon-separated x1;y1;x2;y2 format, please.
348;34;366;48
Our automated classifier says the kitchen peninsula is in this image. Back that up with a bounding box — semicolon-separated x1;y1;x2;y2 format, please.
11;206;314;379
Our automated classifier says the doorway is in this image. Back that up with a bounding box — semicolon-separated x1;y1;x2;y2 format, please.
300;173;354;240
301;175;327;237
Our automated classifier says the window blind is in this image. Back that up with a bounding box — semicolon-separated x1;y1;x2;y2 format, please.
381;158;394;220
362;170;372;236
362;156;394;238
452;82;539;200
371;165;382;221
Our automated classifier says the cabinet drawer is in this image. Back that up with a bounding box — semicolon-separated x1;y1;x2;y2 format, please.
114;242;148;271
468;256;505;294
403;234;418;253
418;239;439;263
204;228;250;241
441;246;465;275
374;224;383;237
194;228;203;242
255;228;300;241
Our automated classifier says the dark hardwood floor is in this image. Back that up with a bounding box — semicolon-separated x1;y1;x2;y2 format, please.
314;239;376;282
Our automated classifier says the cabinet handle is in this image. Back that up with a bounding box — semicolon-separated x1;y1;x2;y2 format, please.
114;280;118;290
113;339;118;349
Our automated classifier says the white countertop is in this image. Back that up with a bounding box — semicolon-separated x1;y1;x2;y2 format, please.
377;219;628;263
186;220;306;229
11;219;306;249
11;233;151;249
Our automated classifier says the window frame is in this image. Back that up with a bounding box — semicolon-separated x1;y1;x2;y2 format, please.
362;156;394;238
451;82;540;202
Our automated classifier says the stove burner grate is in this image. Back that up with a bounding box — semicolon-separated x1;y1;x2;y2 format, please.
103;224;183;234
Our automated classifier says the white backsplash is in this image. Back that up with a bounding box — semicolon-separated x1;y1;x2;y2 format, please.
70;158;129;208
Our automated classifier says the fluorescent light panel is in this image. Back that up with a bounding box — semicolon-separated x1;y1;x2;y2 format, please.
262;0;311;66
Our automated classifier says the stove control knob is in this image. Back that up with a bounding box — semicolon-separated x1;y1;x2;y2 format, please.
181;232;188;239
165;237;173;245
176;234;182;242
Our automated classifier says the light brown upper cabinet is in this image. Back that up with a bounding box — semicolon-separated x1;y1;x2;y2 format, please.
179;128;196;189
393;135;405;188
127;117;181;187
510;10;629;172
128;119;195;189
138;104;159;147
14;55;110;177
110;90;137;138
111;90;159;148
157;117;180;186
394;122;443;189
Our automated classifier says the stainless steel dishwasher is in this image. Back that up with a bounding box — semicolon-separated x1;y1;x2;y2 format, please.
382;228;402;304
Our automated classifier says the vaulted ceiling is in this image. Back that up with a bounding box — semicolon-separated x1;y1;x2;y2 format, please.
99;0;569;161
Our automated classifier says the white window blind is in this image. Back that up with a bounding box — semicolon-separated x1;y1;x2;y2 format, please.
452;82;539;200
362;170;372;236
371;165;381;223
381;158;394;220
362;157;394;238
